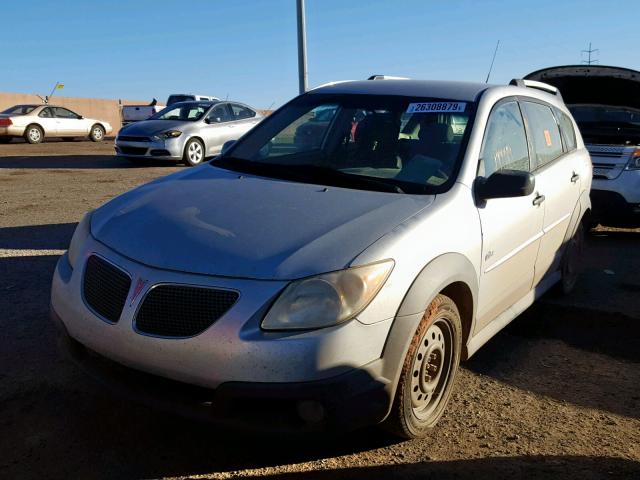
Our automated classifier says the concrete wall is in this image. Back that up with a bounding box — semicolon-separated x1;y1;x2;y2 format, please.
0;92;150;136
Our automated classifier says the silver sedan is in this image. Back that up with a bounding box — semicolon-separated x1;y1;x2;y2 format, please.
115;101;262;166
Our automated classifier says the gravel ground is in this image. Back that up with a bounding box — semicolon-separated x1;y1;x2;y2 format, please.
0;140;639;479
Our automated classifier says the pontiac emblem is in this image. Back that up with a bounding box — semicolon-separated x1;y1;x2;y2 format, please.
130;278;148;306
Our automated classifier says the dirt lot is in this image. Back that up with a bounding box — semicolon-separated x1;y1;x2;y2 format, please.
1;140;639;479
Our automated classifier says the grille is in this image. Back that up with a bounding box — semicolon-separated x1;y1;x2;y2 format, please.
118;135;150;142
119;146;148;155
135;285;239;337
83;255;131;323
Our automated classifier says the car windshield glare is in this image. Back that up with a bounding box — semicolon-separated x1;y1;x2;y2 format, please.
150;102;210;121
2;105;37;115
218;94;474;194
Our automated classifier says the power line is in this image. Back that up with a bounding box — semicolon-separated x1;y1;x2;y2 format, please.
581;42;599;65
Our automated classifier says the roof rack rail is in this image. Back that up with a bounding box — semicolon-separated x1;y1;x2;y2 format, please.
368;75;410;81
509;78;562;99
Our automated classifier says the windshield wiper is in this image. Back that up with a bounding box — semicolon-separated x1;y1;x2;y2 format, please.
289;165;406;193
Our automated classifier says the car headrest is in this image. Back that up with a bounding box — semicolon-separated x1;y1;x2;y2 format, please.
418;123;454;143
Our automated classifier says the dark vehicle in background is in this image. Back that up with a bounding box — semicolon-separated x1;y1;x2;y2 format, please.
526;66;640;226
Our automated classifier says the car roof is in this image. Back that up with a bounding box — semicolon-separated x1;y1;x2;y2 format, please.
310;79;494;102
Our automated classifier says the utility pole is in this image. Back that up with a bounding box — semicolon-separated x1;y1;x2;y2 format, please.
296;0;308;94
582;42;599;65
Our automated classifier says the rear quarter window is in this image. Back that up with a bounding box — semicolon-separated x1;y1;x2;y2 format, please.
555;108;577;151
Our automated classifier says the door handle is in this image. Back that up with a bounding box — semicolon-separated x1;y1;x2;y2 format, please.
532;194;545;206
571;172;580;183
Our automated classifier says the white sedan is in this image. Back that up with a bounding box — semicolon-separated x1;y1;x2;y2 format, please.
0;104;113;144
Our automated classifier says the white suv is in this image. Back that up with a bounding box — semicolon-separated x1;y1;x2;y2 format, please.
51;77;591;438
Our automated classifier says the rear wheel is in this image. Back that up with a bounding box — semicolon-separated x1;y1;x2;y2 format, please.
24;125;44;144
89;124;105;142
557;221;585;294
383;294;462;438
183;138;205;166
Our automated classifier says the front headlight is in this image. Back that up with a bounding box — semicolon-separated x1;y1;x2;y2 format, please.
261;260;394;331
626;148;640;170
152;130;182;141
67;211;92;269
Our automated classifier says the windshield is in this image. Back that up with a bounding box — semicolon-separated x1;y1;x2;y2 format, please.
149;102;211;121
215;94;474;194
569;104;640;127
2;105;37;115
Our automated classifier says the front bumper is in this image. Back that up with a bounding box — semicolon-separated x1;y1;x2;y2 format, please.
114;137;184;160
591;170;640;225
50;239;394;429
52;308;389;432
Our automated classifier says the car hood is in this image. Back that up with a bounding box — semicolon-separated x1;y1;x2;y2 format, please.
91;166;434;280
118;119;192;136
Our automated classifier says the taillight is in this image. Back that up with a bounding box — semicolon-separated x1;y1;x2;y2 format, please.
627;148;640;171
0;118;12;127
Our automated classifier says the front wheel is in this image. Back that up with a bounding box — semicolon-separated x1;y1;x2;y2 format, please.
383;294;462;438
89;124;105;142
183;138;205;166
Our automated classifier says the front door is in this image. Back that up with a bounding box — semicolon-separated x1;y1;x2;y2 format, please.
54;107;87;135
37;107;58;135
203;103;234;155
475;100;544;332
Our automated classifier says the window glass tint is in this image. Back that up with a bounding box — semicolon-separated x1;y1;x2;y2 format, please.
54;107;79;119
481;101;530;177
2;105;37;115
150;102;210;121
231;104;256;120
167;95;194;105
555;108;577;151
39;107;53;118
206;103;232;122
521;101;563;168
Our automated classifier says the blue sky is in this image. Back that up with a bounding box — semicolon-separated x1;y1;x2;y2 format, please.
2;0;638;108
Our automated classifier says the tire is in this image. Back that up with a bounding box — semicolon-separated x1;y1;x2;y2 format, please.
183;138;205;166
24;125;44;144
384;294;462;439
0;136;11;144
89;124;105;142
556;221;585;295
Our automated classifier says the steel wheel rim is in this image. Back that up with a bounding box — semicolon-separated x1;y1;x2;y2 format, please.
410;318;454;420
188;142;203;163
29;128;41;142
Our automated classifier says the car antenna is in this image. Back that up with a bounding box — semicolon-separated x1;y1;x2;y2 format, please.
484;40;500;83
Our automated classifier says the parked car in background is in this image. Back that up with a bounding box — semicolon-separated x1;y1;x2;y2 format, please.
166;94;219;106
0;104;112;144
121;101;164;126
115;100;262;166
52;77;591;438
525;65;640;226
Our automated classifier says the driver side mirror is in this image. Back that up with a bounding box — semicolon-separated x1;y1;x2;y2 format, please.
475;169;535;201
77;115;84;119
205;117;221;124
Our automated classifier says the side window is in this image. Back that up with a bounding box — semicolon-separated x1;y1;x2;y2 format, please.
555;108;577;151
54;107;80;119
480;101;530;177
206;103;232;123
230;103;256;120
520;101;563;169
39;107;53;118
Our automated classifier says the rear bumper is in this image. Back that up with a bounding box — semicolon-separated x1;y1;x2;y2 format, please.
52;306;391;432
0;125;24;136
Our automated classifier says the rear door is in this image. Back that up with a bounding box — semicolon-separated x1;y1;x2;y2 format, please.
54;107;87;135
229;103;261;136
475;99;545;332
520;100;581;285
37;107;58;135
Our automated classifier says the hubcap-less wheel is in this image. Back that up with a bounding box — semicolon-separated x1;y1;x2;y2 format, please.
409;319;454;420
28;128;41;143
187;141;203;164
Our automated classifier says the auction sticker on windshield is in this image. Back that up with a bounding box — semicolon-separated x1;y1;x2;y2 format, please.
407;102;466;113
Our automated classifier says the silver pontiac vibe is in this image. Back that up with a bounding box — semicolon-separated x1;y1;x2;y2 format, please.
115;100;262;166
51;78;592;437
